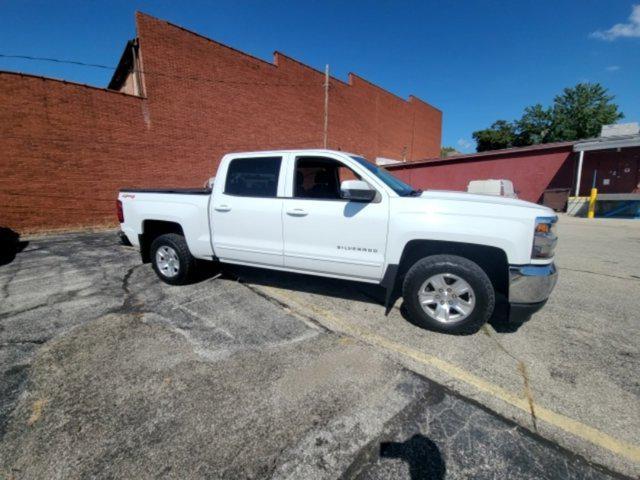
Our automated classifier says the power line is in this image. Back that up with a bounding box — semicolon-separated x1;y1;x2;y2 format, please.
0;53;323;88
0;54;113;70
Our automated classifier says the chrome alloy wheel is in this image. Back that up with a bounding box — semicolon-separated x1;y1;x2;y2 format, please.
418;273;476;323
156;245;180;278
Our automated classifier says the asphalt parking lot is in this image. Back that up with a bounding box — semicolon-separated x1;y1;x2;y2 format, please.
1;215;638;479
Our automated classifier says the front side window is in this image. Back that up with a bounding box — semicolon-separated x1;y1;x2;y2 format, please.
294;157;362;200
350;156;419;196
225;157;282;197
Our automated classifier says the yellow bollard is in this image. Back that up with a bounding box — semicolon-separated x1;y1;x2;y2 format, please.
588;188;598;219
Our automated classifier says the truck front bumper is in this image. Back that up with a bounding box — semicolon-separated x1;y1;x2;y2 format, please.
508;263;558;322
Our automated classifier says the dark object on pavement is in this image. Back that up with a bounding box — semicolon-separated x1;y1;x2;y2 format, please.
118;231;132;246
380;434;446;480
0;227;28;266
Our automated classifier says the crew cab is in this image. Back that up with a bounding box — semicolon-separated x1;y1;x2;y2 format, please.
118;149;558;333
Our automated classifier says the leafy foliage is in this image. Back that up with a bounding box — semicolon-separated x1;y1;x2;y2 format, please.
551;83;623;141
472;120;518;152
472;83;624;152
515;104;553;146
440;146;460;158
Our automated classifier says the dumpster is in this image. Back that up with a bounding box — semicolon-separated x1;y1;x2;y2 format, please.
543;188;571;212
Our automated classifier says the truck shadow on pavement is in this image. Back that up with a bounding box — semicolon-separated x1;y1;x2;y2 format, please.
219;263;524;336
220;263;388;304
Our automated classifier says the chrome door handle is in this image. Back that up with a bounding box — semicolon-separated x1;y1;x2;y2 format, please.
286;208;308;217
214;204;231;212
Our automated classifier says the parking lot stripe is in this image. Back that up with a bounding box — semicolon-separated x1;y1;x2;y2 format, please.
265;287;640;464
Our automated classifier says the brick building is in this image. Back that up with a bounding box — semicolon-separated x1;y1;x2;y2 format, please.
0;12;442;233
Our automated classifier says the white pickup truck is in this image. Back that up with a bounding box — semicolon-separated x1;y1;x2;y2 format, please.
118;149;558;333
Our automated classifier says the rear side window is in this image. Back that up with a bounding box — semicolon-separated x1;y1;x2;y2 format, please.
225;157;282;197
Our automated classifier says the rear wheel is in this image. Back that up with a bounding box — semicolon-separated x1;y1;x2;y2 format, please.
402;254;495;333
150;233;196;285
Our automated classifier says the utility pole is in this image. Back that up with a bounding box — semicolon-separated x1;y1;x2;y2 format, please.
323;64;329;148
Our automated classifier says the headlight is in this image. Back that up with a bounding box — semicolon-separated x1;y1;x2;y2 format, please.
532;216;557;259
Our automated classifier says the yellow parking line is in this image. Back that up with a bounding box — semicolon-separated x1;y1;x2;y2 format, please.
268;287;640;464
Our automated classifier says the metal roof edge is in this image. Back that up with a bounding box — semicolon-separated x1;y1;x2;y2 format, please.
386;141;575;169
574;135;640;152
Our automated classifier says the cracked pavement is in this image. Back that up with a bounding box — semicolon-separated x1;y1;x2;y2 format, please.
234;215;640;477
0;224;635;479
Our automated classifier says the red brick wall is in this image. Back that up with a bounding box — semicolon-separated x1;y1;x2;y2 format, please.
0;12;441;234
387;147;573;203
0;74;148;232
134;13;441;176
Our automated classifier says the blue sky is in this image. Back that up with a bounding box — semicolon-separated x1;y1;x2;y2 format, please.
1;0;638;153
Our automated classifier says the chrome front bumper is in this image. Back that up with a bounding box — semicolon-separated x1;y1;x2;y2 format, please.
509;263;558;304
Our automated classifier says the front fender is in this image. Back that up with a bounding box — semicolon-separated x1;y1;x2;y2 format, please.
387;211;533;266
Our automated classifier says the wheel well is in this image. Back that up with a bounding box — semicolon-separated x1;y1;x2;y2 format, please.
139;220;184;263
398;240;509;296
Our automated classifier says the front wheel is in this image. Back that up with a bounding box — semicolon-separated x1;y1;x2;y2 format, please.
150;233;197;285
402;254;495;334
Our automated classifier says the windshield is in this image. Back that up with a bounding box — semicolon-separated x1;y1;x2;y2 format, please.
350;156;420;196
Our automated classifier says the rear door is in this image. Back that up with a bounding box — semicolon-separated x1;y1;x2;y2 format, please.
282;155;389;281
211;155;286;266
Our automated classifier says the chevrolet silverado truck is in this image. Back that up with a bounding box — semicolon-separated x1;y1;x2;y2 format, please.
118;149;558;333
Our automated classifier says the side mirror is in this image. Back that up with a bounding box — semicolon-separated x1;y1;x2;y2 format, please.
340;180;376;202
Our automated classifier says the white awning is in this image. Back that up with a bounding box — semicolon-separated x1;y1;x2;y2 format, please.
574;134;640;152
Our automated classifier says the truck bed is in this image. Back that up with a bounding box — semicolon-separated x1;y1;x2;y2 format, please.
118;188;214;259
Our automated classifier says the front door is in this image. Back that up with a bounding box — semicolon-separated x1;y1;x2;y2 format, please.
211;155;285;266
283;156;389;281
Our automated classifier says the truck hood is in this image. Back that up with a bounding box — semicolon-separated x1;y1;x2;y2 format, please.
419;190;553;213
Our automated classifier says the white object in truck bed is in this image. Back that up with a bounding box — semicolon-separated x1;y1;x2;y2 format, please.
467;179;517;198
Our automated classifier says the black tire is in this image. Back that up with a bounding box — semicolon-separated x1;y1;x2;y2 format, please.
150;233;197;285
402;254;495;334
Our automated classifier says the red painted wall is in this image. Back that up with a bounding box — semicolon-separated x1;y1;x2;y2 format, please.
577;147;640;195
387;146;574;203
0;12;441;233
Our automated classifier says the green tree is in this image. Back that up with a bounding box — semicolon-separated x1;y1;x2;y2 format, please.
472;120;517;152
471;83;624;152
550;83;623;141
515;104;553;146
440;146;460;158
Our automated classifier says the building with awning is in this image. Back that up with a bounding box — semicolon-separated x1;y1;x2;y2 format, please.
386;123;640;218
573;123;640;195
